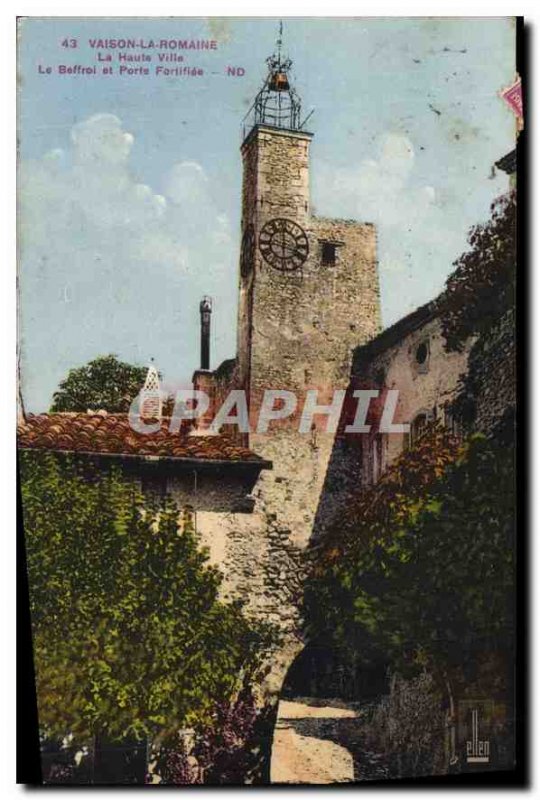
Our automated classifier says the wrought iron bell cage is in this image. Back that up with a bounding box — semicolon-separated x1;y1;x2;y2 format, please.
252;54;302;131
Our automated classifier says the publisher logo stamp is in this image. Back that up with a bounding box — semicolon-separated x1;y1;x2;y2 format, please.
458;699;494;767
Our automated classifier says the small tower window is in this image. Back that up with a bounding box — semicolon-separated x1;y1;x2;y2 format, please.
412;338;430;374
321;242;337;266
415;342;428;365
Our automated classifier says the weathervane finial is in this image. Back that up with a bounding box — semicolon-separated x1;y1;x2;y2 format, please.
277;20;283;58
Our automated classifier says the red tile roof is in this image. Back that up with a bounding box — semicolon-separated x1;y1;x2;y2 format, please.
17;413;271;467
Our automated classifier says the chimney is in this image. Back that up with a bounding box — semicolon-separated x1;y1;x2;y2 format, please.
200;296;212;370
191;297;216;435
140;362;162;420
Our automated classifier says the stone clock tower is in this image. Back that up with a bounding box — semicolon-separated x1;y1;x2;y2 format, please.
189;30;383;705
237;37;381;428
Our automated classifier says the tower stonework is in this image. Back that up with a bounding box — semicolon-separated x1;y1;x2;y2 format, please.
238;123;381;415
190;42;382;700
237;125;312;394
235;118;381;559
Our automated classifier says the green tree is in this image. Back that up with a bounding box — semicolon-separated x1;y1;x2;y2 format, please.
305;426;515;694
438;191;516;432
351;435;513;676
438;191;516;353
50;354;148;413
20;451;274;748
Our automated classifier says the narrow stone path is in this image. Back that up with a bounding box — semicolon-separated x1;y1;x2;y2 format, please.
270;698;359;784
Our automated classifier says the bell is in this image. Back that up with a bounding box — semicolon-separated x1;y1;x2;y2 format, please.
269;71;290;92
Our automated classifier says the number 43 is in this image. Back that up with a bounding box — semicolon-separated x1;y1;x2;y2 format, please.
61;38;78;48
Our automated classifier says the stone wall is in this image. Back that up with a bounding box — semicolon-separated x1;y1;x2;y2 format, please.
237;125;381;414
179;123;384;697
248;219;380;410
167;435;340;690
469;307;516;437
351;307;472;475
233;123;383;572
241;125;311;224
176;123;489;705
305;306;472;545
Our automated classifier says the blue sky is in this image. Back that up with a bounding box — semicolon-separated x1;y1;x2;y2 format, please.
18;17;516;412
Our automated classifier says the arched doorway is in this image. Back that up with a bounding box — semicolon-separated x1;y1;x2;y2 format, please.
270;640;389;784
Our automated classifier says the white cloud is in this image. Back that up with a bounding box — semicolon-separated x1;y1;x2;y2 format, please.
19;113;233;271
19;113;236;411
315;132;437;230
312;132;468;323
164;161;208;206
71;113;134;166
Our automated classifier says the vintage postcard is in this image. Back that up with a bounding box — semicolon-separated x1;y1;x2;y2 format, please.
17;16;521;785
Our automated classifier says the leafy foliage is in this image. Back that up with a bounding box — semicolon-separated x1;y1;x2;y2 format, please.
20;451;275;747
365;672;447;779
50;354;148;413
305;425;515;684
439;191;516;353
156;686;273;784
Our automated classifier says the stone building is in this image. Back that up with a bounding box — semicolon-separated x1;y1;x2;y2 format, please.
308;300;473;545
350;301;471;483
18;34;515;775
17;409;271;516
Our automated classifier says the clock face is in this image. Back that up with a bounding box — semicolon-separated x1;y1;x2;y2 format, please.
258;218;309;272
240;224;255;278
